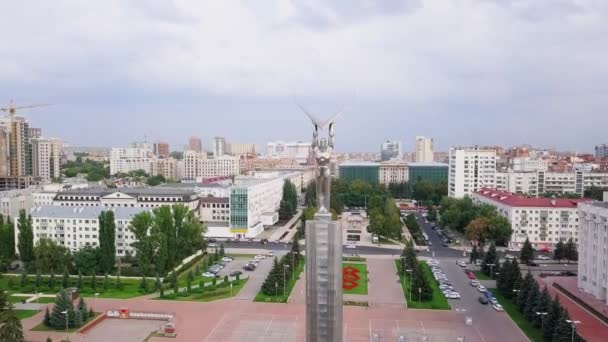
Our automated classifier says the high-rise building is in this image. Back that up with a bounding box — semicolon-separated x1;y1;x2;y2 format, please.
213;136;226;157
32;137;62;180
226;142;256;156
188;136;202;153
595;144;608;158
0;127;8;177
153;141;169;159
0;115;32;176
380;140;402;161
150;157;178;180
109;142;152;175
448;146;497;198
28;127;41;139
414;136;434;162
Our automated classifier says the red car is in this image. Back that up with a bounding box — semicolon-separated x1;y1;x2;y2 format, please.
539;247;552;252
467;271;476;280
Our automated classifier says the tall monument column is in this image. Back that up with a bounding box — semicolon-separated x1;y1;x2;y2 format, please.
300;107;343;342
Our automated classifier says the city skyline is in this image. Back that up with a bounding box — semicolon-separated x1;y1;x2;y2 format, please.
2;1;608;153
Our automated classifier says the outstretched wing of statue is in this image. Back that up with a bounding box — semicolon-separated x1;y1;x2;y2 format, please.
319;112;341;130
296;103;322;127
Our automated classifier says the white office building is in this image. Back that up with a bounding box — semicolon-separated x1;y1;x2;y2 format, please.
472;188;590;249
110;143;152;175
414;136;434;162
180;151;239;180
577;202;608;305
267;141;312;164
510;157;548;172
32;137;63;180
16;206;151;256
495;170;608;198
52;187;199;210
0;189;34;220
448;147;497;198
379;161;408;185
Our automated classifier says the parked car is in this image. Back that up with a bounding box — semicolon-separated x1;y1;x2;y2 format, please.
254;255;266;260
492;303;504;312
447;292;461;299
539;247;552;252
267;250;274;256
221;257;233;262
504;254;515;260
243;265;255;271
470;280;480;287
345;244;356;249
479;297;489;305
475;259;483;266
467;272;476;280
229;270;243;277
202;272;216;278
458;261;466;267
207;238;217;243
537;255;550;260
528;262;539;267
490;297;498;305
477;285;487;293
208;243;218;248
248;260;260;266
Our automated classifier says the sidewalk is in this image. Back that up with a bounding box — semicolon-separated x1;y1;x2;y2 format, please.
269;210;302;241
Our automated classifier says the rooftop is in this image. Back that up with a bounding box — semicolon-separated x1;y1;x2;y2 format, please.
588;202;608;209
408;162;449;167
57;187;197;197
474;188;592;208
339;161;380;167
28;205;151;219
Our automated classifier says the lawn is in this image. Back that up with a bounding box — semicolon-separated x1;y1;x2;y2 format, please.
157;279;247;302
15;310;39;320
474;271;492;281
254;259;305;303
395;260;450;310
31;312;101;333
489;288;544;342
342;263;368;295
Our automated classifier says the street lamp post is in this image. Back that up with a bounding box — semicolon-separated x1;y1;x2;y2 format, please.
61;310;68;338
406;269;413;302
230;283;233;296
283;265;289;296
566;320;581;342
94;292;100;311
418;288;421;303
536;312;548;330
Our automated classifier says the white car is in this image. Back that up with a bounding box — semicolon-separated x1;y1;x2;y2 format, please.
490;298;498;305
470;280;480;287
477;285;487;293
504;254;515;260
492;303;504;312
345;244;356;249
266;251;274;256
202;272;216;278
254;255;266;260
447;292;461;299
221;257;233;262
458;261;467;267
538;255;550;260
507;247;521;252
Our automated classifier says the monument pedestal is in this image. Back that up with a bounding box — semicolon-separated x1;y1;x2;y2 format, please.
305;212;343;342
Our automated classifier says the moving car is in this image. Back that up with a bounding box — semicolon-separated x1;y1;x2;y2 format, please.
447;292;461;299
492;303;504;312
254;255;266;260
467;272;476;280
478;297;489;305
504;254;515;260
345;244;356;249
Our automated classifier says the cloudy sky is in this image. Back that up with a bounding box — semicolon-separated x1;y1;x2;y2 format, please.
1;0;607;153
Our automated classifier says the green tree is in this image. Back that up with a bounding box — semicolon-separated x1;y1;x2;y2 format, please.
48;271;56;290
73;246;101;276
49;290;75;329
77;297;88;321
481;243;498;276
554;241;565;262
564;238;578;263
62;270;69;288
129;211;155;276
583;186;608;200
532;286;551;329
33;238;71;274
0;307;24;342
487;215;512;245
523;282;541;322
551;309;573;342
16;210;34;264
0;215;16;261
517;272;534;309
543;295;563;341
465;217;490;245
470;245;479;264
146;175;166;186
520;238;535;265
219;244;225;257
43;307;51;326
304;181;317;207
279;180;298;220
98;210;116;274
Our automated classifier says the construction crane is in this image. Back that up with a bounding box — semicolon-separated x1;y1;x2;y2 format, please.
0;100;51;118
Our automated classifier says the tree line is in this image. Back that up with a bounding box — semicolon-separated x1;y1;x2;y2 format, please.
398;240;433;301
439;197;513;246
496;261;585;341
260;239;302;298
279;180;298;220
0;289;24;342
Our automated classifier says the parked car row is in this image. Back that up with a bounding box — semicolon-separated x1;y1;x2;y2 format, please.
427;260;461;300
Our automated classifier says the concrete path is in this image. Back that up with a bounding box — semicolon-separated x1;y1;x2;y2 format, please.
235;252;283;300
270;210;302;242
366;258;406;307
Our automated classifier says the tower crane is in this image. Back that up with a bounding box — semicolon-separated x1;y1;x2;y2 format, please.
1;100;52;118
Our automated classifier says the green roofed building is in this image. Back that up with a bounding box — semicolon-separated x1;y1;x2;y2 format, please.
408;162;448;184
338;162;380;184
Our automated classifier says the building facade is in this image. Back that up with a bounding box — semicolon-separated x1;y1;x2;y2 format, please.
338;162;380;184
380;140;402;161
408;162;449;184
188;136;203;153
414;136;434;162
153;141;169;159
510;157;548;172
150;157;178;180
213;136;226;157
17;206;150;256
448;147;497;198
0;189;34;220
378;161;408;185
229;176;283;238
52;187;199;210
472;188;590;249
267;141;312;164
577;202;608;305
109;143;152;175
595;144;608;159
32;137;62;180
226;142;256;156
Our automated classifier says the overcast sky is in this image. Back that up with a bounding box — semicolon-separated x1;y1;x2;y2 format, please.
1;0;607;153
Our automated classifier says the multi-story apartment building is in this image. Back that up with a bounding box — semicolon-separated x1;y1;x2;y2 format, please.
378;161;408;185
510;157;548;172
496;170;608;197
180;151;240;180
153;141;169;159
414;136;434;162
0;115;32;177
0;189;34;220
577;202;608;304
32;137;62;180
16;206;149;256
52;187;199;210
380;140;402;161
109;143;152;175
448;147;497;198
595;144;608;159
472;188;591;249
226;142;256;156
188;136;203;153
150;157;178;180
0;127;8;177
267;140;312;165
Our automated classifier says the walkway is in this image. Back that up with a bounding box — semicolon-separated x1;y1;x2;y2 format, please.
366;258;406;307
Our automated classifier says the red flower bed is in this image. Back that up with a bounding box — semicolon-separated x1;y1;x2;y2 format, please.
343;266;360;290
